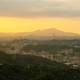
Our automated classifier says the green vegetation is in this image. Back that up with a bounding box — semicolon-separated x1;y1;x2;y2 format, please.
0;64;80;80
0;39;80;80
0;51;79;80
21;39;80;55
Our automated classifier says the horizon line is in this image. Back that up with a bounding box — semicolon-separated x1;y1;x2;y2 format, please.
0;28;79;35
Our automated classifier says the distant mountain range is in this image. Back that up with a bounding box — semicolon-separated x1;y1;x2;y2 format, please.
0;28;80;40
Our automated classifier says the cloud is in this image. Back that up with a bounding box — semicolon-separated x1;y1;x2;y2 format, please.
0;0;80;17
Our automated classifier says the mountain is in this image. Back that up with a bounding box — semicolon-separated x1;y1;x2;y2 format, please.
0;28;80;40
27;28;80;40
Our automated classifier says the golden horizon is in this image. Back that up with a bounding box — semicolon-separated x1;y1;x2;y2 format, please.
0;16;80;34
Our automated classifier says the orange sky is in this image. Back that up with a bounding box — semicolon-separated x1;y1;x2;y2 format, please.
0;17;80;34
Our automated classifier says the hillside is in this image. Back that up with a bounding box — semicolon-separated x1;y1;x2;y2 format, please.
0;51;67;68
27;28;80;40
0;51;80;80
0;52;79;80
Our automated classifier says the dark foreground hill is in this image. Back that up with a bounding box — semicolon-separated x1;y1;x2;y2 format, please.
0;51;67;68
0;51;80;80
0;64;80;80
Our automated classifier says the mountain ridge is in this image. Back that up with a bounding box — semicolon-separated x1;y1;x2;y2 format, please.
27;28;80;40
0;28;79;40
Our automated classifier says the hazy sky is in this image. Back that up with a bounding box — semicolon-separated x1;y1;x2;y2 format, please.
0;0;80;17
0;0;80;33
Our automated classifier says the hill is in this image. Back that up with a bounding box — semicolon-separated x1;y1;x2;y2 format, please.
0;52;79;80
27;28;80;40
0;28;80;40
0;51;67;69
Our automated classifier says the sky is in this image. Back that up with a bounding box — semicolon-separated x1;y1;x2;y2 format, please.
0;0;80;34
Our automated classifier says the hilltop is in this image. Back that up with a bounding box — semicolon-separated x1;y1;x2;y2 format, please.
0;28;79;40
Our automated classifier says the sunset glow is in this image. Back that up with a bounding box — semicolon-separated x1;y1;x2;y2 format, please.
0;17;80;34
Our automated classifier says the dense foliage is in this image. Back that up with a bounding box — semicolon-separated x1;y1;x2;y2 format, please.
0;51;79;80
0;64;80;80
